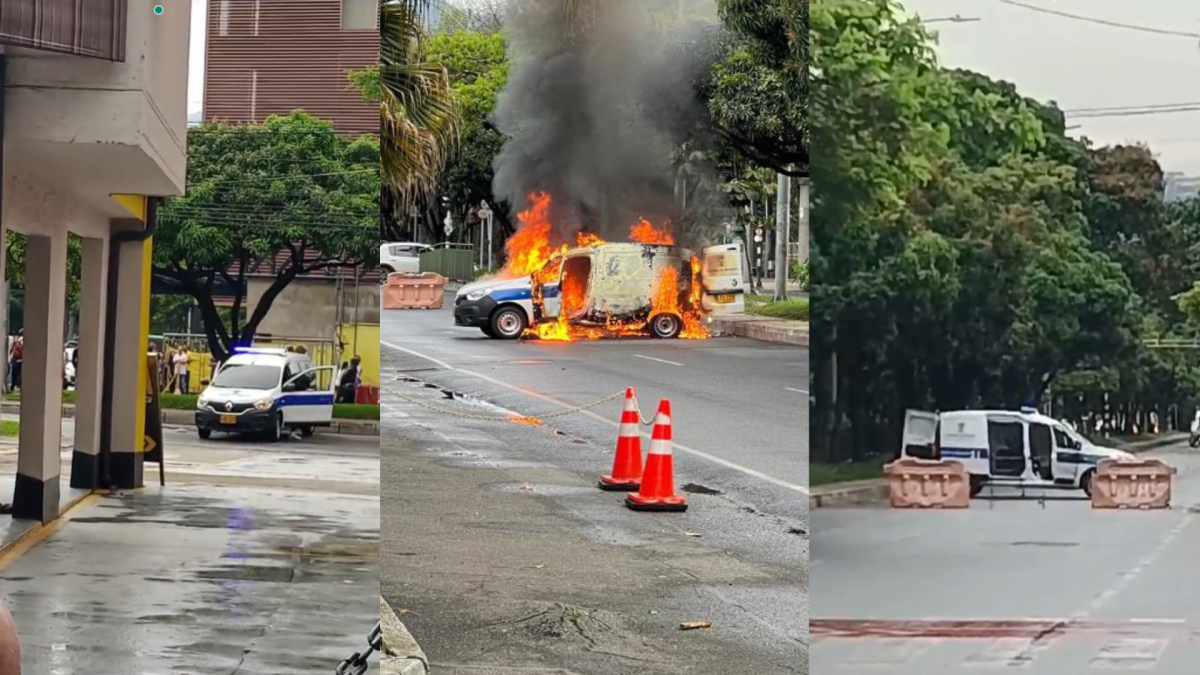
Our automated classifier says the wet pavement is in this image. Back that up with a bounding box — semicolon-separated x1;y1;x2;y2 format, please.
0;423;380;674
811;440;1200;673
381;349;806;675
1;486;379;674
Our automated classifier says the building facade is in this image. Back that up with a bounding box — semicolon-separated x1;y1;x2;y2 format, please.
0;0;190;521
202;0;378;136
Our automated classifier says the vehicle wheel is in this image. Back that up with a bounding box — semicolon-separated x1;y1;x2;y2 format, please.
481;325;497;338
969;474;986;498
380;265;395;284
1080;469;1096;498
300;426;315;438
649;313;683;339
490;307;528;340
197;428;212;440
268;414;283;442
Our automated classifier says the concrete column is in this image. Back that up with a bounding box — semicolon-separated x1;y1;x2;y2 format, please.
69;236;108;489
109;221;151;489
13;232;67;523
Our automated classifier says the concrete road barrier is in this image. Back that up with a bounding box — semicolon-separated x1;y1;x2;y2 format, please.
883;457;970;508
384;273;447;310
1091;458;1177;510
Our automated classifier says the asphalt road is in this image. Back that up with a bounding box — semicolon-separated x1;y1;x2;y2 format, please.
383;295;808;492
381;300;807;673
811;439;1200;673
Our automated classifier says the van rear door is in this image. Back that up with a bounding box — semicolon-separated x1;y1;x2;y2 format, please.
702;244;746;315
901;409;940;459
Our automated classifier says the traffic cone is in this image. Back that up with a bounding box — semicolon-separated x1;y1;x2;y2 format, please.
599;388;643;491
625;399;688;512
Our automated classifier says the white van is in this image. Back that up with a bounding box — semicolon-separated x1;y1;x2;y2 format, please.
454;242;745;339
194;347;337;441
901;407;1136;497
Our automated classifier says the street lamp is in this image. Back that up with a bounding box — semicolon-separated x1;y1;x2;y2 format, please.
478;200;494;271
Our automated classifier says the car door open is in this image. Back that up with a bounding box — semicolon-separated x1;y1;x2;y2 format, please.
282;365;338;424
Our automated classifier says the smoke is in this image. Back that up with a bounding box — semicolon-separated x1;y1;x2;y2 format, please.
491;0;721;245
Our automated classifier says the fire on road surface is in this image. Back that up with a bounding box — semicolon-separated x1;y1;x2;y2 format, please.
495;191;710;341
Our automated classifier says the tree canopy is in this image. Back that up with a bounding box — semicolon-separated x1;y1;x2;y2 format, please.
812;0;1200;464
154;111;379;361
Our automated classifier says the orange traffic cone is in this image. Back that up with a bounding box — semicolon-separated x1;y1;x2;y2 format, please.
599;388;643;491
625;398;688;512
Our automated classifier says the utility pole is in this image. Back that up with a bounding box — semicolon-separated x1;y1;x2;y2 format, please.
773;171;791;301
797;177;809;263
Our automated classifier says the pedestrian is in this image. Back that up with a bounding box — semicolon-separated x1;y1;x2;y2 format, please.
337;360;357;404
9;331;22;392
173;344;191;394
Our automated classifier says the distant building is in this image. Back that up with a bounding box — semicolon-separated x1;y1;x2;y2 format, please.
202;0;378;136
201;0;380;339
1165;172;1200;202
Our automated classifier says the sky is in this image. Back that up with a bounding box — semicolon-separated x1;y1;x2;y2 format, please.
901;0;1200;174
188;0;207;116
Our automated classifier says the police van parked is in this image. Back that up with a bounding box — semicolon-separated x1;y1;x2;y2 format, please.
195;347;337;441
901;407;1135;497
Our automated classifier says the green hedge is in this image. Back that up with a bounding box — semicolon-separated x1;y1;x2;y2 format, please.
791;261;809;292
748;297;810;321
6;390;380;421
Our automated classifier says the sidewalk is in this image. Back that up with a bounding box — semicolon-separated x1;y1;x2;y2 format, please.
0;449;379;672
709;313;809;346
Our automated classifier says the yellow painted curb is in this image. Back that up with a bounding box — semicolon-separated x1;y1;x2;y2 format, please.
0;491;104;573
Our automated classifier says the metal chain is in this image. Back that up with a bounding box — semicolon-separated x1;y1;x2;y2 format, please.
335;622;381;675
393;388;628;422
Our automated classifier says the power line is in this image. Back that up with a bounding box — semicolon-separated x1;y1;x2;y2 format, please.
1070;106;1200;120
992;0;1200;39
186;168;379;188
1063;102;1200;115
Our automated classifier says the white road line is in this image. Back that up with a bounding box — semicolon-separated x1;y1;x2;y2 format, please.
1079;513;1195;617
785;387;808;394
381;341;808;495
382;340;455;371
634;354;685;367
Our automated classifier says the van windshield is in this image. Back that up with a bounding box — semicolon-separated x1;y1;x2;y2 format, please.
211;364;281;390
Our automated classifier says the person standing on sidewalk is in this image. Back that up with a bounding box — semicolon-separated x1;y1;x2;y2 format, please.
9;331;22;392
172;345;191;394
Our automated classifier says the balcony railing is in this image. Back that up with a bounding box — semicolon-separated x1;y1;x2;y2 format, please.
0;0;127;61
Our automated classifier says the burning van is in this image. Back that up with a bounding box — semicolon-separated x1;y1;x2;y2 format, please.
455;241;743;341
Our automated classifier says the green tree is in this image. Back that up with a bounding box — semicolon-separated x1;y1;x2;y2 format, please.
153;111;379;361
380;0;460;208
702;0;807;176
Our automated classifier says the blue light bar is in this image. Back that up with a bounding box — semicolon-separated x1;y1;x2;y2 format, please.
230;347;288;356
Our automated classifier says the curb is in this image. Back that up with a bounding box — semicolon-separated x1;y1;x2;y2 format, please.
380;596;428;675
809;479;888;509
0;403;380;437
709;318;809;346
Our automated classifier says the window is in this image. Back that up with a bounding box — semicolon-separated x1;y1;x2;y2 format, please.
341;0;376;30
1052;427;1076;450
219;0;230;36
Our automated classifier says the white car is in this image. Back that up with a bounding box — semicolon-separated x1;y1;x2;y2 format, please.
195;347;337;441
380;242;431;280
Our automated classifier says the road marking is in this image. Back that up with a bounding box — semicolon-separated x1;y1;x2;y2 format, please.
382;340;455;371
785;387;808;394
634;354;684;367
1080;513;1195;616
380;341;807;494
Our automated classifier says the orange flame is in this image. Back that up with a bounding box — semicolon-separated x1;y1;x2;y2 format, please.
630;218;675;245
501;192;557;278
576;231;606;247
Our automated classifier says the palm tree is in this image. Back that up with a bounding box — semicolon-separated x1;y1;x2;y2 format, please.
381;0;459;208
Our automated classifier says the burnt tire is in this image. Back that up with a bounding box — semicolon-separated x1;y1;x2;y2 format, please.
490;306;528;340
650;313;683;339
